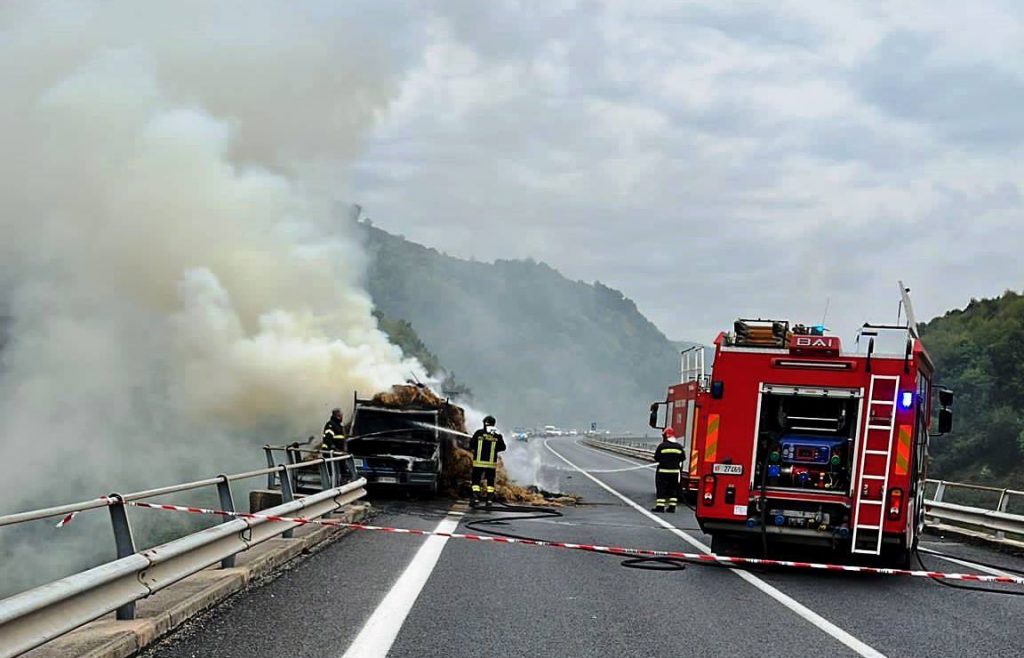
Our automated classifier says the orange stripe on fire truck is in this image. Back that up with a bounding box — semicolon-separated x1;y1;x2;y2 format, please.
689;408;700;475
704;413;720;462
894;424;912;476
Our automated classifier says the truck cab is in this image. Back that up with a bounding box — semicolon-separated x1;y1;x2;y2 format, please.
346;400;448;494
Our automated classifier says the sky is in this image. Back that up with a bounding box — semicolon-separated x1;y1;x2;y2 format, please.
347;0;1024;342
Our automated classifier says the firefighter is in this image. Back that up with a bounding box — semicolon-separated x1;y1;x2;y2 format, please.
322;408;346;451
653;427;685;513
470;415;506;508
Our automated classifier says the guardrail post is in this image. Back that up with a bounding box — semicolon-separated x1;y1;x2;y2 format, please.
331;454;350;486
216;476;237;568
264;446;276;489
348;454;358;483
327;452;339;489
318;458;332;493
934;481;946;502
279;465;295;539
107;493;137;620
995;489;1010;541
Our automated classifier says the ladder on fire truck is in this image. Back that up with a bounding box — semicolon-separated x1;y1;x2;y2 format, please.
680;345;707;386
851;374;900;555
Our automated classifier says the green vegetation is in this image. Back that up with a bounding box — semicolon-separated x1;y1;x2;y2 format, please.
374;311;444;376
919;290;1024;486
361;222;679;430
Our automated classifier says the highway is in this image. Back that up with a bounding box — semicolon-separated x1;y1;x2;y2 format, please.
140;439;1024;658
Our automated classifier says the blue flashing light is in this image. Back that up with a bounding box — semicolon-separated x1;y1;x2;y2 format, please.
899;391;915;410
746;518;760;528
773;514;786;526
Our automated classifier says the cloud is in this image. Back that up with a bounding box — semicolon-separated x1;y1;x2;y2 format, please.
351;1;1024;340
855;29;1024;149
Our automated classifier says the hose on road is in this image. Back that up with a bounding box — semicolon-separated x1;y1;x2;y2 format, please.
913;546;1024;597
464;502;720;572
376;500;1024;587
463;503;1024;586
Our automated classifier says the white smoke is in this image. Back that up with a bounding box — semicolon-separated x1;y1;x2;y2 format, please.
465;410;561;493
0;2;423;592
501;438;562;493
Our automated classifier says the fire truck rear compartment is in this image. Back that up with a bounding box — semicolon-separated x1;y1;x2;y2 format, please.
754;390;860;494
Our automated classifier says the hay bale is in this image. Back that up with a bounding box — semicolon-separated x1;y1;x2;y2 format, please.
366;384;470;493
370;384;467;435
448;446;474;483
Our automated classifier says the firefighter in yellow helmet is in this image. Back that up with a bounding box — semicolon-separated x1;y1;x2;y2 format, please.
653;427;685;513
469;415;506;508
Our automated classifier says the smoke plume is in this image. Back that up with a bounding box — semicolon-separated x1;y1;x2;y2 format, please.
0;2;422;593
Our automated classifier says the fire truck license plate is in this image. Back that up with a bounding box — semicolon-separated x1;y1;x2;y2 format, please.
376;476;398;484
712;463;743;475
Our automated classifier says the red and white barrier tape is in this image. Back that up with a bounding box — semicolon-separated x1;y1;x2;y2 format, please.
55;511;79;528
120;500;1024;586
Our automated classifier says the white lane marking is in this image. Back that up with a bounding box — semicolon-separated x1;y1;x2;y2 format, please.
546;440;886;658
917;546;1015;578
341;513;461;658
548;462;655;474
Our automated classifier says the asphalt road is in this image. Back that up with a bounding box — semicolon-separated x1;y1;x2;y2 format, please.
140;439;1024;658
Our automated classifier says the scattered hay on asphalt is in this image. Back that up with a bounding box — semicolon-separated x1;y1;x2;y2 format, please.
448;445;576;506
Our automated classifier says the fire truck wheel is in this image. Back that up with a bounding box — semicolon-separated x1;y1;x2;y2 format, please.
883;540;913;569
710;534;751;557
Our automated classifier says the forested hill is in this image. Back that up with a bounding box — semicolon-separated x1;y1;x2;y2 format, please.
360;222;679;431
920;290;1024;486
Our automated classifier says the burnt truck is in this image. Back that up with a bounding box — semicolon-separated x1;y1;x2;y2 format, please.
346;394;451;494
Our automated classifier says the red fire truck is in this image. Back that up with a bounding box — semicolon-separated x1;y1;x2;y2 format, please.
651;303;953;566
649;346;709;502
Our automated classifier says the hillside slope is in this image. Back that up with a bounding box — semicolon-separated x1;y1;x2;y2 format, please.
919;290;1024;485
361;223;679;430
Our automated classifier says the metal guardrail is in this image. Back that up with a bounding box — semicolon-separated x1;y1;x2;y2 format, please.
589;436;657;449
0;451;366;658
583;437;1024;548
924;479;1024;547
580;436;658;462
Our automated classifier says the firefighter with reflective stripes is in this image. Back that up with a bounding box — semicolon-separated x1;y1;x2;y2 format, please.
653;427;685;513
470;415;506;508
322;408;346;451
